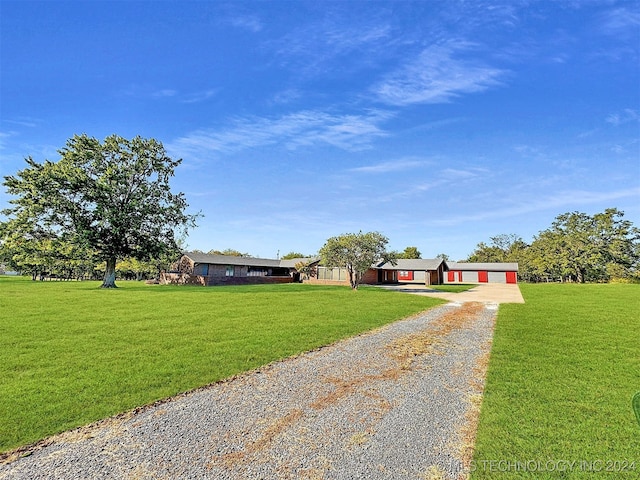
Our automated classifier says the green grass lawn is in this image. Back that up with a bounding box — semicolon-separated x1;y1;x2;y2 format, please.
472;283;640;478
0;276;443;453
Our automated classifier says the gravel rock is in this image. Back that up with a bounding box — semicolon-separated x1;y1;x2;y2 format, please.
0;302;496;480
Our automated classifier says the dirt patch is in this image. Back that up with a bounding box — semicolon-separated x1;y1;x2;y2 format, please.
210;408;304;468
387;302;485;368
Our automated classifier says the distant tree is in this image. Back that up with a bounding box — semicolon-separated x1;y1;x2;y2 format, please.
467;233;533;280
150;234;188;280
208;248;250;257
529;209;639;283
436;253;450;261
0;214;101;281
399;246;421;259
467;234;526;262
281;251;308;260
0;134;198;288
467;241;502;263
319;231;397;290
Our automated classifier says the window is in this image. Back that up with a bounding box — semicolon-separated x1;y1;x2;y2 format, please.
247;267;267;277
317;266;347;280
195;264;209;276
318;266;330;280
225;265;235;277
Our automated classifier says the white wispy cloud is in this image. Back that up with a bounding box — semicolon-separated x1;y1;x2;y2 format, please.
122;85;219;104
3;118;39;128
0;131;16;151
272;14;394;76
268;89;302;105
339;164;487;207
278;20;391;59
372;42;507;106
403;117;467;133
182;89;219;104
226;14;263;33
349;158;430;174
168;109;393;161
606;109;639;126
151;89;178;98
440;168;483;179
431;187;640;227
600;7;640;36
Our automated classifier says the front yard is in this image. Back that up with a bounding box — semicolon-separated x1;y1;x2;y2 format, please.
472;283;639;478
0;277;442;453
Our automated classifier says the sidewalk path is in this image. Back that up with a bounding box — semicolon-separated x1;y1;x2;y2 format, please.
1;302;496;480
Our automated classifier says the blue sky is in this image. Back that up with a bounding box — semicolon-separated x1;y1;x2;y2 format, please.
1;1;639;260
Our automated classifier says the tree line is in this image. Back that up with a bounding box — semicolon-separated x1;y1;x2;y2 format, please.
0;236;175;283
466;208;639;283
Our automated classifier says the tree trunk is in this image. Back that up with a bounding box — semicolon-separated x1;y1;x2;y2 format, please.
101;257;117;288
348;268;359;290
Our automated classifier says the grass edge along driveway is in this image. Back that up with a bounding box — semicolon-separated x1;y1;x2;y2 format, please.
471;283;640;479
0;277;444;453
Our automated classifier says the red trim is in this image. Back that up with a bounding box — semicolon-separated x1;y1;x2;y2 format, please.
478;271;488;283
398;270;414;281
506;271;517;284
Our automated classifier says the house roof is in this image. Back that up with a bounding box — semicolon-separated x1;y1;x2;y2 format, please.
183;252;517;273
448;261;519;272
375;258;445;271
184;252;281;267
183;252;318;269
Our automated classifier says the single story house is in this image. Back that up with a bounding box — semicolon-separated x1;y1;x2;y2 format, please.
162;253;519;287
309;259;518;285
161;252;314;286
374;258;447;285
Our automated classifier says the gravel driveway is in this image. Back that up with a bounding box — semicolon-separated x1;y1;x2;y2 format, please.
1;302;496;480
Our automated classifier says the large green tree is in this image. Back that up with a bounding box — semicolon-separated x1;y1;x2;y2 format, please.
1;134;198;288
528;209;639;282
319;231;396;289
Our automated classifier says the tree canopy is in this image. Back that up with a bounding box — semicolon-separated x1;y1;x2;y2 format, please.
207;248;250;257
0;134;198;287
319;231;396;289
399;246;421;259
528;209;639;283
467;209;639;283
281;251;308;260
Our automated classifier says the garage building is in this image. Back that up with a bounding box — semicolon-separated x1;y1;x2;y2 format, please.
445;262;518;284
